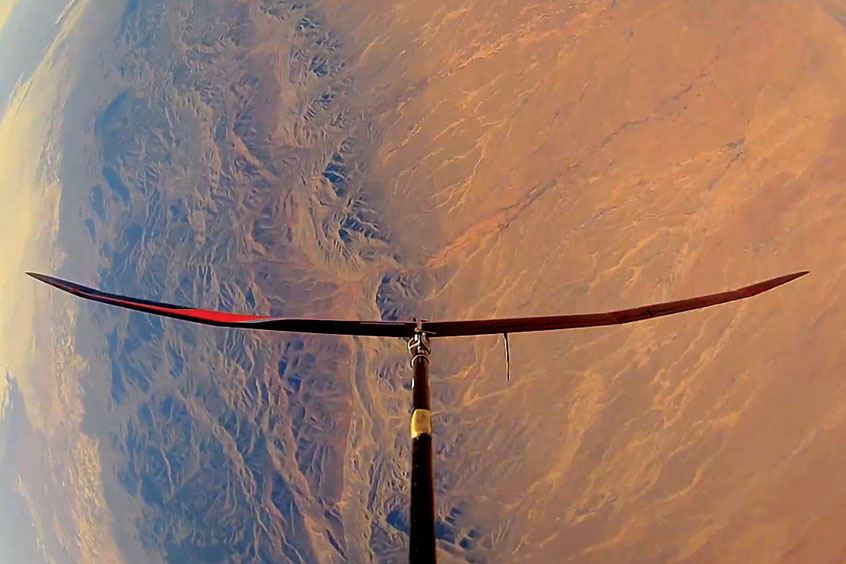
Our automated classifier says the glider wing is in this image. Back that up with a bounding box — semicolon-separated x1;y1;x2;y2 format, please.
26;272;417;337
29;271;807;339
422;271;808;337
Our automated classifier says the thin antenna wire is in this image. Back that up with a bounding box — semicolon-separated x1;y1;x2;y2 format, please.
504;332;510;382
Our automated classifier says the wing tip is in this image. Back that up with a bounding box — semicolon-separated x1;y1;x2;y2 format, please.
748;270;808;296
26;272;80;295
779;270;809;284
26;271;52;285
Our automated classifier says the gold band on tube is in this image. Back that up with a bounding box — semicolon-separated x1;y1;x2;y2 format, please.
410;409;432;438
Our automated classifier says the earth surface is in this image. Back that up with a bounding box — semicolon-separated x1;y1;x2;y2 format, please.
3;1;846;563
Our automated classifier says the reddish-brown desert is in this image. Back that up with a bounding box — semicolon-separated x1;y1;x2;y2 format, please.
2;1;844;563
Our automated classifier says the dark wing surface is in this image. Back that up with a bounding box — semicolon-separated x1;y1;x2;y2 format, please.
422;271;808;337
27;272;416;337
29;271;806;339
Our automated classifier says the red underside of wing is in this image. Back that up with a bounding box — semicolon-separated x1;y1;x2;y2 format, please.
88;292;269;323
28;272;270;325
26;272;416;336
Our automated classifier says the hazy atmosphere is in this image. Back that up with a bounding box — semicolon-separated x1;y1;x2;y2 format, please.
1;1;844;562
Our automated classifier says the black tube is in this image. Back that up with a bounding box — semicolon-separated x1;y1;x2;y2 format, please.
409;353;436;563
